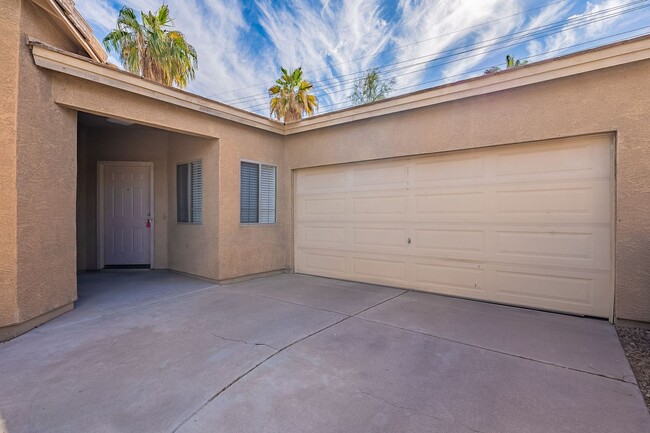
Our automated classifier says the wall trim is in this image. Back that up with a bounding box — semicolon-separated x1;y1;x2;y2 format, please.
29;35;650;137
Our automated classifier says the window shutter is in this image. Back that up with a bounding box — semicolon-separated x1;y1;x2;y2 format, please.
191;161;202;223
259;164;276;224
177;163;190;223
240;162;259;223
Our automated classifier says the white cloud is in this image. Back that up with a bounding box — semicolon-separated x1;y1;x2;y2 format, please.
391;0;522;89
75;0;650;116
254;0;392;111
526;0;650;60
76;0;117;31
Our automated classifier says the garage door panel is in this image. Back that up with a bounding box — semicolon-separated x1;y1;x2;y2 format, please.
410;154;485;187
494;226;610;270
352;195;408;218
352;162;408;190
413;262;486;295
413;228;485;253
351;256;408;283
495;136;611;180
299;197;347;220
297;167;348;194
495;180;610;222
413;191;486;216
300;251;348;276
352;227;406;249
295;135;613;317
492;266;611;317
300;224;348;248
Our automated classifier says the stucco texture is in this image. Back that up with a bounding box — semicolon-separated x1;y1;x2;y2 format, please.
0;0;21;327
216;123;286;281
1;0;85;336
284;60;650;322
167;133;220;280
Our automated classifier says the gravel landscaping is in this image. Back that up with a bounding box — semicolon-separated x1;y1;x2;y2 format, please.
617;326;650;411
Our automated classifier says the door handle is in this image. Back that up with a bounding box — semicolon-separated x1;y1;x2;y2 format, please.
146;218;152;228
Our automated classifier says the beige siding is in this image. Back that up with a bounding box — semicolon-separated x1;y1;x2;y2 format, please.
0;0;21;327
217;123;287;280
168;134;220;279
11;0;84;328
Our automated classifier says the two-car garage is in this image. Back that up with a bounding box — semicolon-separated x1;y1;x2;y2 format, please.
294;134;613;318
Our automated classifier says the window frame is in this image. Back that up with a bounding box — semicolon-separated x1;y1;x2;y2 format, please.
240;159;277;226
176;159;203;225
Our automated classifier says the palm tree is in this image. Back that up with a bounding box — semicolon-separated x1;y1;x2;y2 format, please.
350;68;396;106
506;54;528;68
103;5;197;89
268;67;318;122
484;54;529;75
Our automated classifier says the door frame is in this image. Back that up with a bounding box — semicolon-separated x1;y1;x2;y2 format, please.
97;161;155;269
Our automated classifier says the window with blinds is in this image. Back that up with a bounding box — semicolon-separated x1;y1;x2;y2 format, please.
240;161;276;224
176;160;202;224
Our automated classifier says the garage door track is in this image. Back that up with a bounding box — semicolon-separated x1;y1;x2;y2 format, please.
0;271;647;433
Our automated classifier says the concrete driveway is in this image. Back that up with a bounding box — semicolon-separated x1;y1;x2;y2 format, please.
0;271;647;433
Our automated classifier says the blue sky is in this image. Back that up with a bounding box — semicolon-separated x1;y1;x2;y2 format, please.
77;0;650;116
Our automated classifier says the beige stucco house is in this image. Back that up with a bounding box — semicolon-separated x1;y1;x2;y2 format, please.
2;0;650;341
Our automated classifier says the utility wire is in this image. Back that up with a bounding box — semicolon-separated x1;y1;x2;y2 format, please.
312;26;650;114
237;4;648;113
206;0;575;99
222;0;647;107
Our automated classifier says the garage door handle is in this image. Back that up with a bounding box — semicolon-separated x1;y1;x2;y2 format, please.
407;237;411;244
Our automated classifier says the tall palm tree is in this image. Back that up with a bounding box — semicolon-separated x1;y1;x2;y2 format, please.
103;5;197;89
268;67;318;122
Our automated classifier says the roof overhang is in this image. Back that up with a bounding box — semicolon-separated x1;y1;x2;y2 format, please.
31;0;107;62
284;34;650;135
29;40;286;134
29;34;650;136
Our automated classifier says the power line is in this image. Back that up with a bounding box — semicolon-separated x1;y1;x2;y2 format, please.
312;26;650;114
237;3;648;113
207;0;575;99
228;0;648;109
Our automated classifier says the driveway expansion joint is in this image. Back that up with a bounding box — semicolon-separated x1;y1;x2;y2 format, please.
170;289;409;432
357;316;639;386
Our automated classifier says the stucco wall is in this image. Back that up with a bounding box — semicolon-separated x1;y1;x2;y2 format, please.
167;134;220;279
49;74;287;281
0;0;21;327
77;126;170;270
284;59;650;322
217;123;287;280
5;0;85;332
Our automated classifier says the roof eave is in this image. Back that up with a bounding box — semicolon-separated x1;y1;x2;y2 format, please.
284;34;650;135
29;39;285;135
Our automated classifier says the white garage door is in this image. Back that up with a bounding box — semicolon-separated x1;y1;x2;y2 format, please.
295;135;613;317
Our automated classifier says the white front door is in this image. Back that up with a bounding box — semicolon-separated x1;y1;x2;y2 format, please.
102;163;152;266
